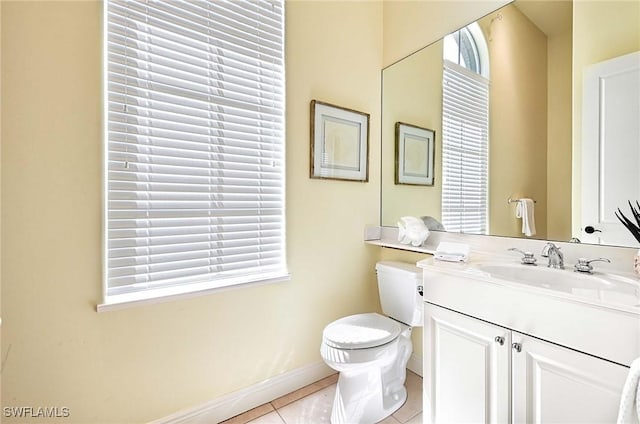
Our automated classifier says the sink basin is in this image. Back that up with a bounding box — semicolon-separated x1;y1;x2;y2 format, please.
419;257;640;367
472;262;640;309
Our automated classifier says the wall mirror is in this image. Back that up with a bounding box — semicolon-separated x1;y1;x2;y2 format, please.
381;0;640;247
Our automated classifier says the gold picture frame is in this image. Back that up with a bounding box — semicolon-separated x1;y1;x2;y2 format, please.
310;100;370;182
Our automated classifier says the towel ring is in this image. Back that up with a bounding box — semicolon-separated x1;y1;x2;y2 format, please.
507;197;537;205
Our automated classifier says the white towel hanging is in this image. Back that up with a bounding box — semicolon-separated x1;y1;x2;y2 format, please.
515;198;536;237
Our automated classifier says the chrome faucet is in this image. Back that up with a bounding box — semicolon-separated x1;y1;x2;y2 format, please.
541;242;564;269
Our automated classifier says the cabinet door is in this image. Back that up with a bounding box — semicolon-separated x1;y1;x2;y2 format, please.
424;303;511;424
512;333;628;423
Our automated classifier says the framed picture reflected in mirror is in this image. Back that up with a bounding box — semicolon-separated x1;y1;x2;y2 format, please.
395;122;435;186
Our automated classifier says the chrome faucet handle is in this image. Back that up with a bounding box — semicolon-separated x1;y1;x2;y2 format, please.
574;257;611;274
508;248;537;265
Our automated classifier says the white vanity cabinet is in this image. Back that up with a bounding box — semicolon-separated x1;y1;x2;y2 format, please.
424;303;629;424
424;303;510;423
512;331;627;423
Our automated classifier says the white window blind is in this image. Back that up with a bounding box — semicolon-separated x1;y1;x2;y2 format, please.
441;60;489;234
104;0;286;304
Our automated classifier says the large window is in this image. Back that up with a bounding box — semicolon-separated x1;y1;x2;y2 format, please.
441;23;490;234
103;0;287;308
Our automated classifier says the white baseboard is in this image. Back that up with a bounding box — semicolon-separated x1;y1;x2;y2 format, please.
151;361;334;424
407;353;423;377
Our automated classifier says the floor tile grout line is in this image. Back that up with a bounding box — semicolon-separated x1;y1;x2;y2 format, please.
274;408;287;424
395;409;421;424
268;382;322;411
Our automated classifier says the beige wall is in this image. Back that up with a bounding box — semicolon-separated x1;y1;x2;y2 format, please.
481;5;548;239
381;41;443;226
547;29;572;241
1;1;382;422
572;0;640;236
382;0;509;67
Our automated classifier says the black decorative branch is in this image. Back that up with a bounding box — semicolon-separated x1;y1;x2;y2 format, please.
615;200;640;243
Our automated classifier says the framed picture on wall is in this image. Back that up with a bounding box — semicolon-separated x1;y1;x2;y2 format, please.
395;122;435;186
310;100;370;182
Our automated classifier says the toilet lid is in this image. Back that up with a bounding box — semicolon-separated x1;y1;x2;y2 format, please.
323;313;401;350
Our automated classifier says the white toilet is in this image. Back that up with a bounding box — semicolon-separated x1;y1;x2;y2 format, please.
320;261;423;424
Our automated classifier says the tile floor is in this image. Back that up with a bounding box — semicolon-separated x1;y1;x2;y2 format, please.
221;370;423;424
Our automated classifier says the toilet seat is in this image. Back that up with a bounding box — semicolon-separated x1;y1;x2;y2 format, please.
322;313;401;350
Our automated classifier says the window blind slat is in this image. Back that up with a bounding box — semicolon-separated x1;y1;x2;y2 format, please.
442;61;489;234
105;0;286;301
109;2;284;63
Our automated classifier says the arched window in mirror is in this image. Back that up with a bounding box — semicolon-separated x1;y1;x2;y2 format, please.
441;23;490;234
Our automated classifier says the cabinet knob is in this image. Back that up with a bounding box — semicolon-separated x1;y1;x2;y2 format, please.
494;336;505;345
512;342;522;353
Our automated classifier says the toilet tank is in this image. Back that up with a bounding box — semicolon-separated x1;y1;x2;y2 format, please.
375;261;423;326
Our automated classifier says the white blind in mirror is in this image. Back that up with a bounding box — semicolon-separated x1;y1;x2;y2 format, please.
105;0;286;303
441;60;489;234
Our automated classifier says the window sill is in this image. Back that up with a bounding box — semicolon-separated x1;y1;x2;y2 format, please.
96;273;291;313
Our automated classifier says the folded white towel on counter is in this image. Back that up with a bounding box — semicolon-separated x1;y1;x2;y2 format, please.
617;357;640;424
434;242;470;262
515;198;536;237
